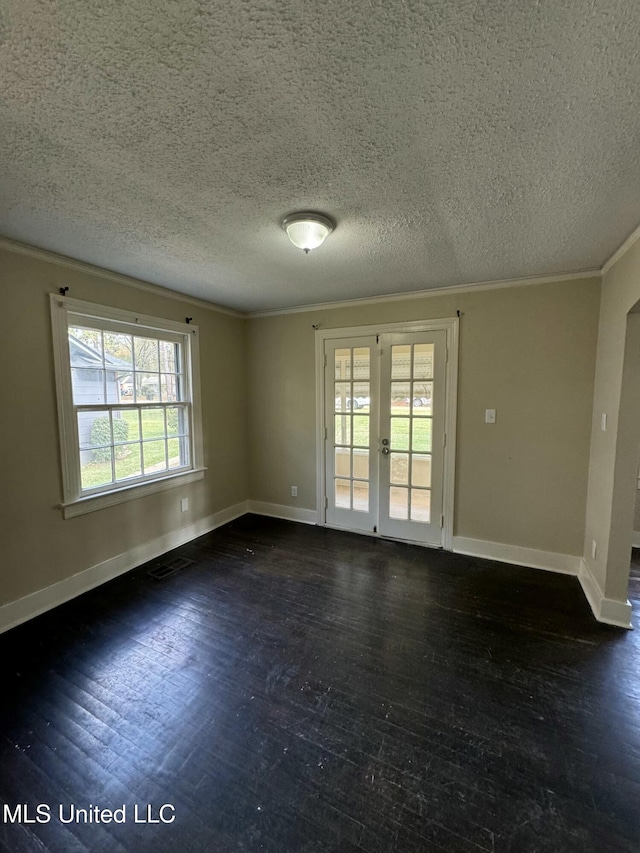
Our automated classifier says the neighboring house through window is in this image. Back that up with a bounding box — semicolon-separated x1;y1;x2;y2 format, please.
51;295;204;518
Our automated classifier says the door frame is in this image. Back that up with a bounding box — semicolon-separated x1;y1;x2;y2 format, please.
315;317;459;550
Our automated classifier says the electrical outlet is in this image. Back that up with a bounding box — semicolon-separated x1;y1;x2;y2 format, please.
591;540;597;560
181;498;189;512
291;486;298;497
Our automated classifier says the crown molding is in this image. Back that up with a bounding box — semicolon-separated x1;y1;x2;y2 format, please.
601;222;640;276
1;233;608;320
0;236;243;318
247;269;602;318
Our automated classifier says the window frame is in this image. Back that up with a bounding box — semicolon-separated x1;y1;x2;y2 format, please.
50;294;205;518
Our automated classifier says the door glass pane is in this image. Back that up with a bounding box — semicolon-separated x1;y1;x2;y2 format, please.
352;382;370;410
391;382;410;412
353;481;369;512
412;381;432;416
335;479;351;508
353;347;370;379
390;452;409;485
335;349;351;380
391;345;411;379
330;346;372;516
390;418;410;450
412;454;431;487
327;335;442;532
389;486;409;520
353;449;369;479
352;415;369;447
410;489;430;522
335;447;351;477
413;344;434;379
335;415;351;445
412;418;432;452
335;382;351;411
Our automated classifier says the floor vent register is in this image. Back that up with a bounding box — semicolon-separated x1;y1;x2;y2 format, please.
147;557;194;580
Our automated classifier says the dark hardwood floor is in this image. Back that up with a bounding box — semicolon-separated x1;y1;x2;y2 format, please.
1;515;639;852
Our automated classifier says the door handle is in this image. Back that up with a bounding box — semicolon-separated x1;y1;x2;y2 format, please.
381;447;390;455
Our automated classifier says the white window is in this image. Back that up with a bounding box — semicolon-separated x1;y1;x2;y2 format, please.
51;295;204;518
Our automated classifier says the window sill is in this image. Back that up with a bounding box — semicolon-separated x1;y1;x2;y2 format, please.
61;467;206;518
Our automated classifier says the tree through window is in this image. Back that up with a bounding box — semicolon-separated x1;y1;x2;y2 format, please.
51;295;204;517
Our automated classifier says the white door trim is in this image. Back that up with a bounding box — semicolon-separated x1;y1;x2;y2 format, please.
315;317;459;550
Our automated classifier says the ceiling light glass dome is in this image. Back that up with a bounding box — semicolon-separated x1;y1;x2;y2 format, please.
282;212;334;253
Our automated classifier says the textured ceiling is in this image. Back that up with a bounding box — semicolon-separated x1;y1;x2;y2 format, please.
1;0;640;313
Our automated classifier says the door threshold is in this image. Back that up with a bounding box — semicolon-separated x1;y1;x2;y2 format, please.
378;534;443;550
323;522;444;550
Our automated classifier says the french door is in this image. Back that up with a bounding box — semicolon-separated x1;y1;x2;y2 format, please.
323;329;449;546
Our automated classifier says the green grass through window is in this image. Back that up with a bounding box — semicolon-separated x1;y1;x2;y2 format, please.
337;406;432;450
80;409;186;489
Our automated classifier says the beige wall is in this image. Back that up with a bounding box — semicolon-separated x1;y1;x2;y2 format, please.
0;248;248;607
584;238;640;601
0;241;612;613
248;277;601;557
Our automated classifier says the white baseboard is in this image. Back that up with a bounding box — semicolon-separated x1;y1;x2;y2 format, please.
452;536;581;575
247;500;318;525
0;500;249;635
452;536;633;629
578;559;633;630
632;531;640;548
6;510;631;635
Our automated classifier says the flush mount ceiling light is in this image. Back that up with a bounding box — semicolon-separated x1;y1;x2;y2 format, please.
282;212;334;254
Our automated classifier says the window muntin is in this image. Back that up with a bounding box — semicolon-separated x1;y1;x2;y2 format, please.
70;323;190;493
51;296;203;513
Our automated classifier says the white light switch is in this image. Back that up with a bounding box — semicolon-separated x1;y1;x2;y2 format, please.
485;409;496;424
601;413;607;431
181;498;189;512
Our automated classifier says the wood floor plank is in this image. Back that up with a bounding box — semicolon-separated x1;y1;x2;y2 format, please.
1;515;639;852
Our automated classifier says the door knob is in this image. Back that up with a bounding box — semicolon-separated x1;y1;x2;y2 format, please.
381;447;390;455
